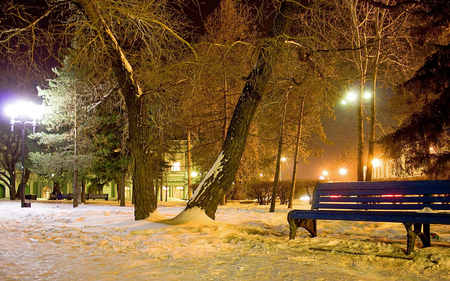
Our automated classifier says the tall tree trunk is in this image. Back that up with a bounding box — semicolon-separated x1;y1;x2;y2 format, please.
187;131;193;199
78;0;156;220
270;90;290;212
349;0;368;181
366;7;382;182
73;104;79;208
120;166;126;206
185;1;300;219
8;163;17;200
288;92;306;209
222;74;228;205
81;179;86;203
5;131;19;200
357;83;365;181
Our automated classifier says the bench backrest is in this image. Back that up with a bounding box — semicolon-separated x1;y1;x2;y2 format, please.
312;180;450;211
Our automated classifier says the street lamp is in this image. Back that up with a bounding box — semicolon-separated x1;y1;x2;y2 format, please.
372;158;381;167
339;168;347;181
5;101;43;208
341;89;374;182
322;170;329;182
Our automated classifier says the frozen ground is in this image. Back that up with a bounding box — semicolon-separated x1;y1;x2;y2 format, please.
1;200;450;281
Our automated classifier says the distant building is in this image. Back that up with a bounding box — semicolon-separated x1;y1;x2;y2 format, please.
1;139;195;201
161;140;190;200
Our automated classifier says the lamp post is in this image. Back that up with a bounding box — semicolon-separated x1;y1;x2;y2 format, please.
341;89;373;181
5;101;43;208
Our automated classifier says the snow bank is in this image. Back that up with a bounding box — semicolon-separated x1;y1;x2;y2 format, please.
1;200;450;280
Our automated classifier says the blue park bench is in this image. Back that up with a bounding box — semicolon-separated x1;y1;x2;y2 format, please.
287;180;450;254
54;193;108;200
85;193;109;200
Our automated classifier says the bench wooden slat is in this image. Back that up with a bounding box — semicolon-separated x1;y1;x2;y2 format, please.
315;180;450;191
288;180;450;255
289;210;450;224
316;196;450;204
313;203;450;211
315;187;450;197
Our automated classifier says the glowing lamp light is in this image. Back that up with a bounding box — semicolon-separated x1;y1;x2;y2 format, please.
5;100;43;208
5;101;44;120
191;171;198;177
372;158;381;167
339;168;347;175
346;91;357;101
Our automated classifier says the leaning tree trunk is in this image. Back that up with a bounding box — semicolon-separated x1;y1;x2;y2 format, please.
185;0;301;220
78;0;156;219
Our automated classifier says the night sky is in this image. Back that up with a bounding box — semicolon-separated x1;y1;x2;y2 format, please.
0;0;383;181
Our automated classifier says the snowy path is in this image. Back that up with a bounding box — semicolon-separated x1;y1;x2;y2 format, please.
1;201;449;280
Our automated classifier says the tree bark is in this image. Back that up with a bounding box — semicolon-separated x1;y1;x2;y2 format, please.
187;131;193;199
1;130;20;200
185;0;301;219
81;179;86;203
120;166;126;206
348;0;368;181
270;90;290;212
222;74;229;205
77;0;156;219
365;7;382;182
288;92;306;208
73;104;79;208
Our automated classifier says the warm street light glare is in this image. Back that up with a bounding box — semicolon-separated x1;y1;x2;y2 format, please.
322;170;328;176
281;157;287;162
346;92;357;101
191;171;198;177
339;168;347;175
372;158;381;167
341;90;373;105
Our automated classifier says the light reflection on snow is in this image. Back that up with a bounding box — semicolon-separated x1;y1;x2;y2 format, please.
0;201;449;280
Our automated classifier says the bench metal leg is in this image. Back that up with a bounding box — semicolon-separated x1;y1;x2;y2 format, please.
404;222;432;254
415;223;431;248
404;223;431;255
404;223;418;255
422;224;431;247
288;217;317;239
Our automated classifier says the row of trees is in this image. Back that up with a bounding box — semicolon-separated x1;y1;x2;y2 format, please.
1;0;448;219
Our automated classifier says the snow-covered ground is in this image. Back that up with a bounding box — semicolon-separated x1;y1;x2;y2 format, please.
1;200;450;281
